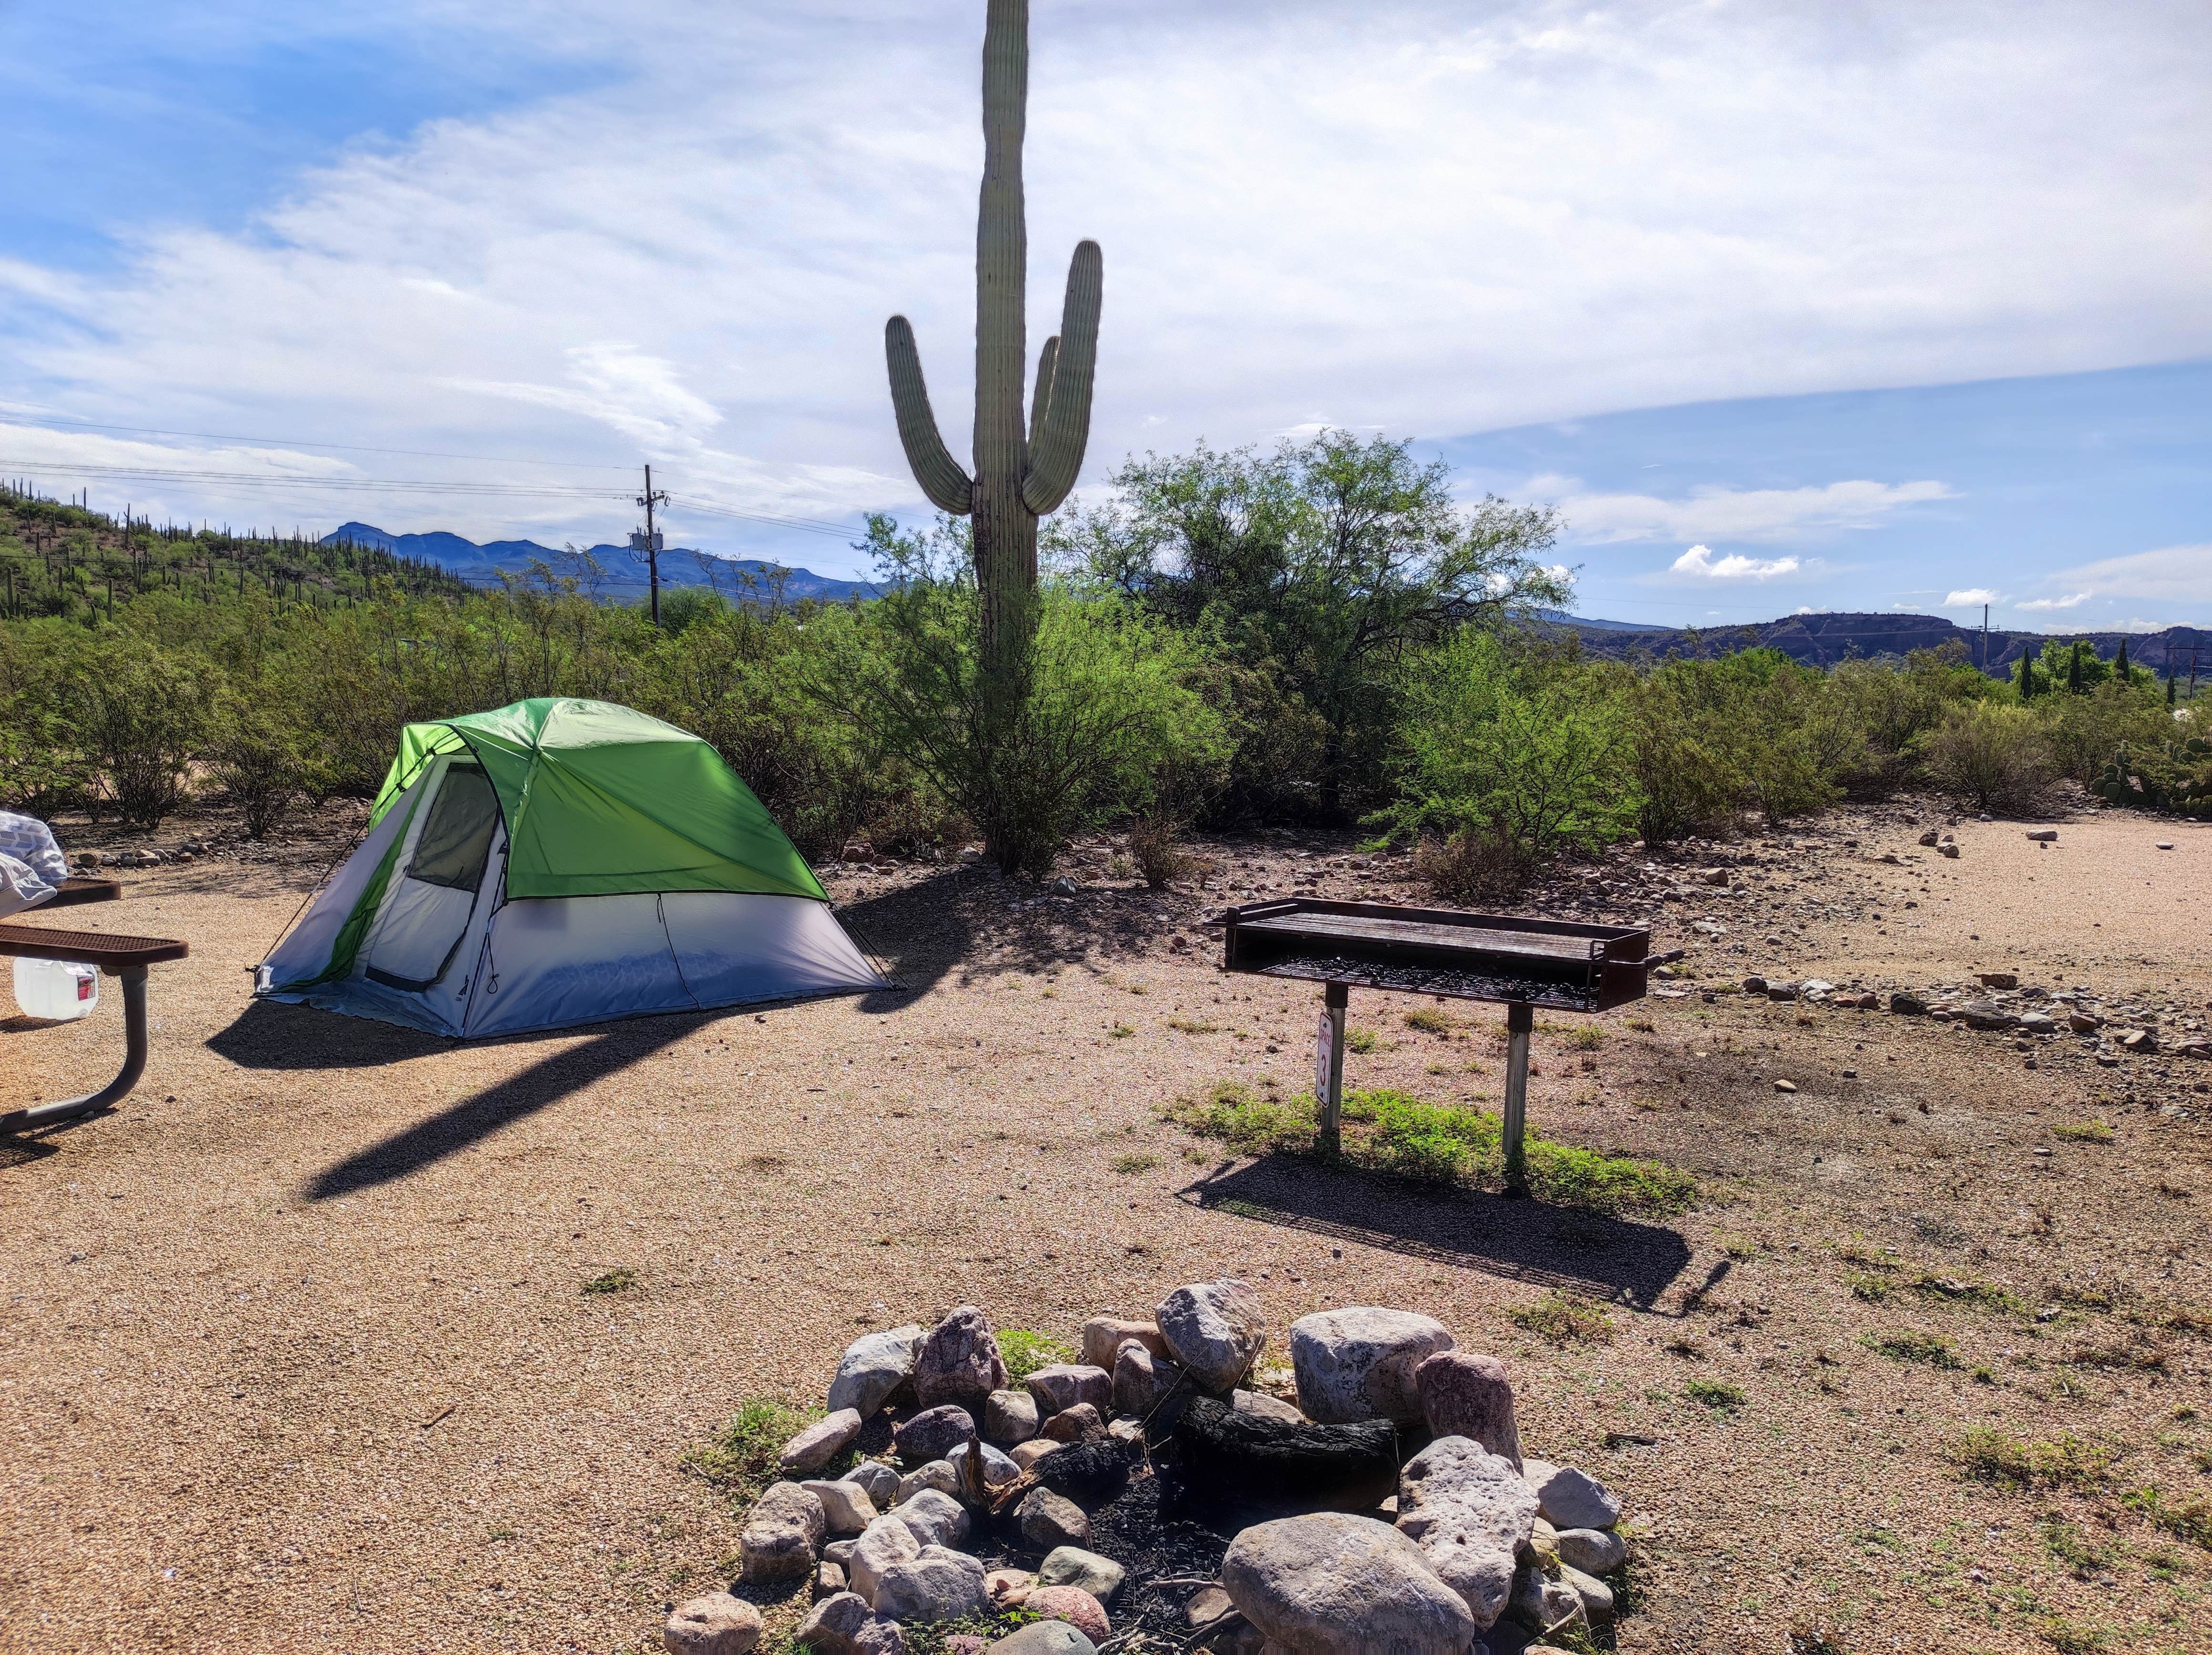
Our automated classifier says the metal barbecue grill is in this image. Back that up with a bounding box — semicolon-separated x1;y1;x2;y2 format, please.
1220;899;1650;1193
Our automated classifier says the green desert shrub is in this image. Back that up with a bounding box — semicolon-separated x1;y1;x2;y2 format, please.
1923;703;2054;811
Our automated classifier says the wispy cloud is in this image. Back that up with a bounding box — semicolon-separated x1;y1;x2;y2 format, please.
0;0;2204;562
1671;545;1802;580
1547;479;1953;545
2037;545;2212;605
2016;592;2092;611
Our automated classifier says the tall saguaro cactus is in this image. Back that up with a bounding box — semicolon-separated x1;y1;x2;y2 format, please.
885;0;1102;689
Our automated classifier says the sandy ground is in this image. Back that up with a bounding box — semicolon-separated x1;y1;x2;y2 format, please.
3;801;2210;1654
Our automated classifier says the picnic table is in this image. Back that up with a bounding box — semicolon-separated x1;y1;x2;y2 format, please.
0;876;189;1133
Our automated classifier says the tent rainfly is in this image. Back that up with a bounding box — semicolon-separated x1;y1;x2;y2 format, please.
256;698;886;1036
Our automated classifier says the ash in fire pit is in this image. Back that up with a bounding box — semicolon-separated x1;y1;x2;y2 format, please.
667;1282;1633;1655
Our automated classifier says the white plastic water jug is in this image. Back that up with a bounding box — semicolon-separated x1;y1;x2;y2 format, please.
13;957;99;1021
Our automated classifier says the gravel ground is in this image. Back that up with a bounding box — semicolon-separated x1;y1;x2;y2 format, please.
3;799;2209;1654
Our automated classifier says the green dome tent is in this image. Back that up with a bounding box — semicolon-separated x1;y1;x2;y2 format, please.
256;698;886;1036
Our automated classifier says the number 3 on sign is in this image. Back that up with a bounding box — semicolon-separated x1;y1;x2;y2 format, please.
1315;1009;1334;1099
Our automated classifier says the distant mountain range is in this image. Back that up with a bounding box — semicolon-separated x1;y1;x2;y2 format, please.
1541;609;2212;677
319;522;877;603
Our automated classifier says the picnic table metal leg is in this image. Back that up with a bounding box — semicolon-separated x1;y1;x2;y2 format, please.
0;966;148;1133
1502;1000;1533;1197
1317;981;1348;1157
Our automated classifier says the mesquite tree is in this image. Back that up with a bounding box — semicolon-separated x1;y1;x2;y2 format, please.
883;0;1102;711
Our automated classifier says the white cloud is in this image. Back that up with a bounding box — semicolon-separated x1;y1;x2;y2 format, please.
2016;591;2092;611
1944;588;1999;606
1551;479;1953;544
2037;545;2212;605
1671;545;1802;580
0;0;2204;561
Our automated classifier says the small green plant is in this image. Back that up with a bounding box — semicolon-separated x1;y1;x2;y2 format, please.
995;1329;1073;1383
683;1398;823;1503
1165;1081;1316;1154
583;1267;639;1296
1346;1028;1379;1054
1108;1151;1161;1175
1718;1232;1758;1261
1107;1022;1135;1038
1950;1427;2115;1492
1863;1328;1959;1368
2038;1619;2108;1655
1909;1273;2029;1316
2122;1487;2212;1550
1684;1377;1746;1413
1511;1290;1616;1347
2050;1119;2115;1144
2038;1512;2118;1577
1566;1025;1605;1051
1848;1273;1891;1302
1403;1007;1454;1033
1166;1017;1217;1034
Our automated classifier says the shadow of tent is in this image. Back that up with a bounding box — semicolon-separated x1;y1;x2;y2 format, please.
1177;1157;1694;1312
207;998;459;1070
299;1012;713;1201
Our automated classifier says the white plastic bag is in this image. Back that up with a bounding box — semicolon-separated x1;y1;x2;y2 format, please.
0;850;54;919
0;811;68;887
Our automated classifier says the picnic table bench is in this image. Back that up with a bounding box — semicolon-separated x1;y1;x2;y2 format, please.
0;878;188;1132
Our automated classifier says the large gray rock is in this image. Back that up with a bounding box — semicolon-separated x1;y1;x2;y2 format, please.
1560;1563;1615;1624
1112;1341;1168;1416
914;1307;1009;1410
891;1485;970;1550
1230;1388;1304;1425
1395;1436;1537;1628
801;1479;880;1535
1530;1465;1620;1532
851;1619;909;1655
1025;1363;1112;1416
1220;1512;1478;1655
1081;1317;1166;1372
1041;1403;1104;1443
794;1591;873;1655
986;1624;1097;1655
1508;1565;1587;1638
1035;1545;1125;1604
666;1592;763;1655
985;1388;1041;1445
1555;1528;1627;1575
848;1460;901;1508
1289;1307;1454;1424
741;1481;828;1583
872;1544;989;1624
946;1439;1021;1498
830;1325;926;1419
894;1458;961;1507
1415;1352;1522;1468
1016;1486;1092;1550
783;1409;866;1474
848;1515;919;1607
893;1404;977;1464
1157;1278;1268;1393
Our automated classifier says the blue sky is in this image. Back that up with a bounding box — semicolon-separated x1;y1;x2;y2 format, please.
1;1;2206;626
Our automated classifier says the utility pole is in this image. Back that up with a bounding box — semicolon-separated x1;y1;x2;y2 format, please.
1982;603;1990;676
632;463;670;626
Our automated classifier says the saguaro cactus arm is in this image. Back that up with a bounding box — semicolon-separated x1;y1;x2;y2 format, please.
1028;335;1059;452
1021;239;1102;514
886;316;974;515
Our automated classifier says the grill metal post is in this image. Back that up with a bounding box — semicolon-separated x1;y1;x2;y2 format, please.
1502;1000;1534;1196
1317;981;1348;1157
